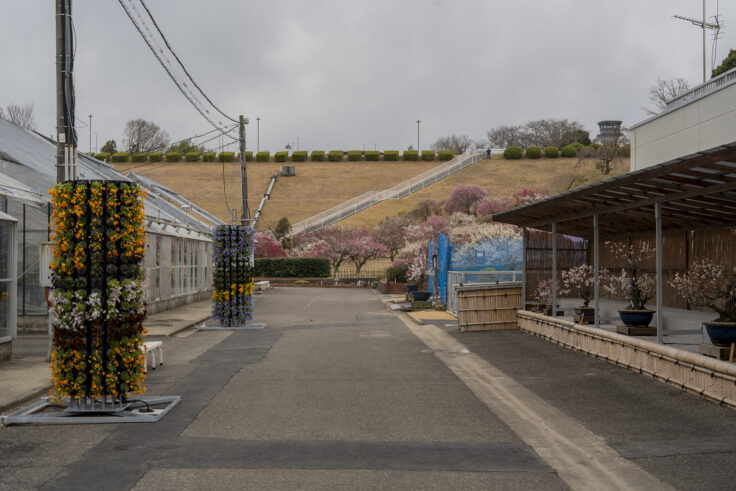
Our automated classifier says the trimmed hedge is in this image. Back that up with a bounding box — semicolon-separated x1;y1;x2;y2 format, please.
383;150;399;161
202;151;216;162
131;153;148;163
365;150;380;161
218;151;235;162
328;150;343;162
503;146;523;159
292;150;308;162
94;152;111;161
403;150;418;161
544;146;559;158
275;151;289;162
560;145;577;158
438;150;454;161
256;151;270;162
525;146;542;159
149;152;163;162
185;152;201;162
311;150;325;161
347;150;362;161
254;257;330;278
111;151;130;163
245;151;253;162
165;152;181;162
421;150;435;161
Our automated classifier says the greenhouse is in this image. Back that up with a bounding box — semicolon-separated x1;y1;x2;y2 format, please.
0;118;224;354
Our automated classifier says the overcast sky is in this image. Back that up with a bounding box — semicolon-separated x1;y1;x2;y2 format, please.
2;1;735;153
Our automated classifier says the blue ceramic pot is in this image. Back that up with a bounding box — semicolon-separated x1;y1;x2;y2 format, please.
412;291;431;302
703;321;736;346
406;284;418;293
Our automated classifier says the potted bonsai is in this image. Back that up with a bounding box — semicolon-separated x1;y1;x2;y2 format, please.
532;278;558;316
407;253;431;302
560;264;605;324
604;242;656;327
670;260;736;346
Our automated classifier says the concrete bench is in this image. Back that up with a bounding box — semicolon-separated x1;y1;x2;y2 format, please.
143;341;164;372
254;280;271;292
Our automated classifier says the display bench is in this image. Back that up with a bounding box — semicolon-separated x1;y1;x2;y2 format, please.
0;210;17;361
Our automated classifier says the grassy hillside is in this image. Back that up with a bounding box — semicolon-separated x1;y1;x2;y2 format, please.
115;155;628;231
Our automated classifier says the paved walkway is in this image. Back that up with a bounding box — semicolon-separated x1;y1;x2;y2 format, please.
1;287;735;490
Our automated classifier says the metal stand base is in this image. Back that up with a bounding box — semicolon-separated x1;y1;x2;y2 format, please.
1;395;180;426
197;321;266;331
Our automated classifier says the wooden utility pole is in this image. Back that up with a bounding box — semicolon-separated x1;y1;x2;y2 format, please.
239;115;250;221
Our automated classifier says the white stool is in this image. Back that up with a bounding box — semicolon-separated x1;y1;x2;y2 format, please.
143;341;164;372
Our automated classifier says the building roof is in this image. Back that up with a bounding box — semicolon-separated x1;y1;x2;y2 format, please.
0;170;46;205
492;142;736;239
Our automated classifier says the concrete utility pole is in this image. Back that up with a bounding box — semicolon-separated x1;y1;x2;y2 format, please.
416;119;421;151
256;116;260;153
239;115;250;221
88;114;92;154
55;0;76;183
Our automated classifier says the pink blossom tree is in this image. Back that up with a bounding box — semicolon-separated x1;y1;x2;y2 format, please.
298;226;352;276
475;196;513;217
254;232;287;258
511;189;548;207
375;216;410;261
444;185;489;215
345;228;390;274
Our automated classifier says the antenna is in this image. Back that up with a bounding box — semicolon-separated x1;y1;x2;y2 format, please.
673;0;724;82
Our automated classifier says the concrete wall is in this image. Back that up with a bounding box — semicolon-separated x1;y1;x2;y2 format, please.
631;81;736;171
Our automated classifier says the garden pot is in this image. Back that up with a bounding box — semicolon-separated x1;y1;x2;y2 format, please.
411;291;431;302
618;309;654;327
703;321;736;346
574;307;595;324
406;284;418;294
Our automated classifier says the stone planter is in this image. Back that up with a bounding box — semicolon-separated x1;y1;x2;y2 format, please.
703;321;736;346
618;309;654;327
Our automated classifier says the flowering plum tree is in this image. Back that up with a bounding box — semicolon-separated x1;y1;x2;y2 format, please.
254;232;287;258
444;185;488;215
345;228;390;274
375;216;410;261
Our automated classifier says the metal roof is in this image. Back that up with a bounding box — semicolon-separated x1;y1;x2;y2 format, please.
0;170;46;205
492;142;736;239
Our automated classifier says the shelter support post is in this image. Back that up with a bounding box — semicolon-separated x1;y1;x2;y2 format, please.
655;202;663;344
594;214;599;328
552;222;557;317
521;226;527;309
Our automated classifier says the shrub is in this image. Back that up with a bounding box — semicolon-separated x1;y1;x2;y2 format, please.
245;151;253;162
544;146;559;158
94;152;111;161
311;150;325;161
275;151;289;163
421;150;435;161
385;265;408;283
618;143;630;157
365;150;380;161
525;146;542;159
571;142;583;149
328;150;343;162
560;144;577;158
202;152;216;162
254;257;330;277
165;152;181;162
149;152;163;162
347;150;362;161
185;152;201;162
131;153;147;163
403;150;419;161
256;151;270;162
218;151;235;162
503;146;523;159
438;150;454;161
590;143;602;150
292;150;308;162
111;151;130;163
383;150;399;161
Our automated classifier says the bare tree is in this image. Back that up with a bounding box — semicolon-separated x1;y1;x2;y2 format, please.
1;103;37;130
431;134;473;154
522;118;582;149
643;77;690;116
485;125;524;148
123;119;170;153
594;127;625;175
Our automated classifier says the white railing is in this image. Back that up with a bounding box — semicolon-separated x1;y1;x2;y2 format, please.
292;152;486;234
666;66;736;110
446;270;523;314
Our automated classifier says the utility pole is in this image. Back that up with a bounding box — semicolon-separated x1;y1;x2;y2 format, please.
256;117;260;153
239;115;250;221
416;119;421;151
88;114;92;154
56;0;76;183
674;0;722;82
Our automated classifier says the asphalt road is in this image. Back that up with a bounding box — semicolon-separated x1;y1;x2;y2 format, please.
1;287;735;490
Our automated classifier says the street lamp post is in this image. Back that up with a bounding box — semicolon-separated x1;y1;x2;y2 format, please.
416;119;421;151
88;114;92;154
256;117;260;153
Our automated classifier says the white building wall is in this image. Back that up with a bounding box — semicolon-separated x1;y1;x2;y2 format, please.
631;79;736;171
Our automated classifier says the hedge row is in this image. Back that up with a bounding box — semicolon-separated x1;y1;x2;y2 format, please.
275;151;289;163
254;257;330;278
502;144;627;160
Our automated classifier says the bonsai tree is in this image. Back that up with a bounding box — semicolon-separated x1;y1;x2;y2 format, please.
533;278;555;307
560;264;606;308
604;242;655;310
670;260;736;322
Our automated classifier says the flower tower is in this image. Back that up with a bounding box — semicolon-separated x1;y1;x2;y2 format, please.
49;180;147;407
212;225;255;326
